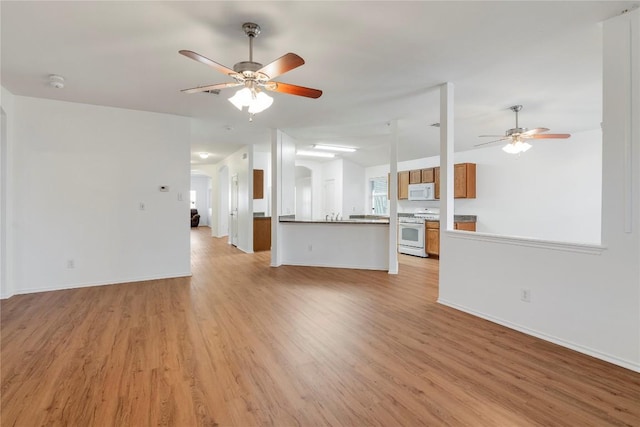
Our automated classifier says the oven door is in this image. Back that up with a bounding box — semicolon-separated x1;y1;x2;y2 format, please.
399;222;425;248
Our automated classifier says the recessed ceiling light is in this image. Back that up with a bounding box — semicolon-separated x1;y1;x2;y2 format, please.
312;144;356;152
199;152;210;159
296;150;335;158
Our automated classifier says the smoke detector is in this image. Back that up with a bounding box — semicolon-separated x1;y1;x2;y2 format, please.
49;75;65;89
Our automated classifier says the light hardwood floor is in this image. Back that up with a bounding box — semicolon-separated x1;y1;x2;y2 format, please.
2;227;639;426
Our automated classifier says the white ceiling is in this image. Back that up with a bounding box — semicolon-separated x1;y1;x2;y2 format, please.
2;1;637;167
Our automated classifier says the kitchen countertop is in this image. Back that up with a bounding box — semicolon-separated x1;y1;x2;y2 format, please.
279;215;476;224
279;216;389;224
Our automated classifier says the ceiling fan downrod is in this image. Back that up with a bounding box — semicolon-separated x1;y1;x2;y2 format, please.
510;104;523;130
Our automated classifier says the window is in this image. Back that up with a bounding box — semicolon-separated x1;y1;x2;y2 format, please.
370;177;388;215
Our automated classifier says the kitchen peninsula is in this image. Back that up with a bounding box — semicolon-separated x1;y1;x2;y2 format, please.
279;216;390;270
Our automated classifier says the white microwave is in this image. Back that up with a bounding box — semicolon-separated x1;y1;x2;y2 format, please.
408;183;435;201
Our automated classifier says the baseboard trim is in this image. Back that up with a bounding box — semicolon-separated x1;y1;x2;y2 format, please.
282;260;389;271
10;271;193;297
438;298;640;373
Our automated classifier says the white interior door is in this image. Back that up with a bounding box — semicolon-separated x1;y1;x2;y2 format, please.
230;174;239;246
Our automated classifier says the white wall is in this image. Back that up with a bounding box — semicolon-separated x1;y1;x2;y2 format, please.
364;128;602;244
280;133;296;216
455;128;602;244
322;159;343;218
295;159;323;219
0;87;16;298
342;158;365;216
7;95;191;295
439;10;640;372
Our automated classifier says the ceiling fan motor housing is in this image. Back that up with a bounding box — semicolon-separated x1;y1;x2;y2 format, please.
506;127;528;137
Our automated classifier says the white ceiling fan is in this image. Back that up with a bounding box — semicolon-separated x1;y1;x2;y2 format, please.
475;105;571;154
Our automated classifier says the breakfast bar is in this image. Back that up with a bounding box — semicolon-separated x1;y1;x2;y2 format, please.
279;216;390;270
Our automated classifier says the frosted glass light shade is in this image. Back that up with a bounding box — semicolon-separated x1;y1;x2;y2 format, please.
502;140;532;154
248;92;273;114
228;88;253;110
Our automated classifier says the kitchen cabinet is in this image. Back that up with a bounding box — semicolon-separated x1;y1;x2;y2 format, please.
433;163;476;199
454;222;476;232
253;169;264;199
421;168;434;183
387;171;410;199
398;171;410;200
409;170;422;184
425;221;439;256
454;163;476;198
425;221;475;256
253;217;271;251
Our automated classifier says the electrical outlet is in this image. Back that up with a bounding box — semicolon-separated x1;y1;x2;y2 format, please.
521;289;531;302
67;259;75;269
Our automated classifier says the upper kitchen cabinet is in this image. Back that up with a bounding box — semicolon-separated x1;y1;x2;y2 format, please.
421;168;435;183
454;163;476;198
253;169;264;199
409;170;422;184
434;163;476;199
398;171;410;200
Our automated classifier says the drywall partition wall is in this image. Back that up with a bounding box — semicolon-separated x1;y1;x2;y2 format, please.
342;158;365;216
295;159;323;219
11;96;191;294
0;86;15;298
322;158;343;218
270;129;297;266
454;128;602;244
280;132;296;216
439;9;640;372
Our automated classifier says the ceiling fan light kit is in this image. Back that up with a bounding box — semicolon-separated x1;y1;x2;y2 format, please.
180;22;322;121
476;105;571;154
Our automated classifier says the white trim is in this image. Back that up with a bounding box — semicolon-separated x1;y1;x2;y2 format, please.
438;298;640;373
282;261;389;271
445;230;606;255
9;271;193;296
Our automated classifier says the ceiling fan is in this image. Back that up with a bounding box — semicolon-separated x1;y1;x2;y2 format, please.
179;22;322;119
475;105;571;154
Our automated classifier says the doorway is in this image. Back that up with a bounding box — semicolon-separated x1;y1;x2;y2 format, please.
230;174;239;246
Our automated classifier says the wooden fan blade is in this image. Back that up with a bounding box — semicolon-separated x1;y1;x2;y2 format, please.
181;82;241;94
474;137;509;147
264;82;322;98
522;127;550;135
257;53;305;79
525;133;571;139
179;50;237;76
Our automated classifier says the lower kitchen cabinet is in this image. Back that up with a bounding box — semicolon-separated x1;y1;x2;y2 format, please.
253;217;271;251
425;221;476;256
454;222;476;231
425;221;440;256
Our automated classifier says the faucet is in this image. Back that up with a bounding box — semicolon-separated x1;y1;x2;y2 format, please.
325;214;329;221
